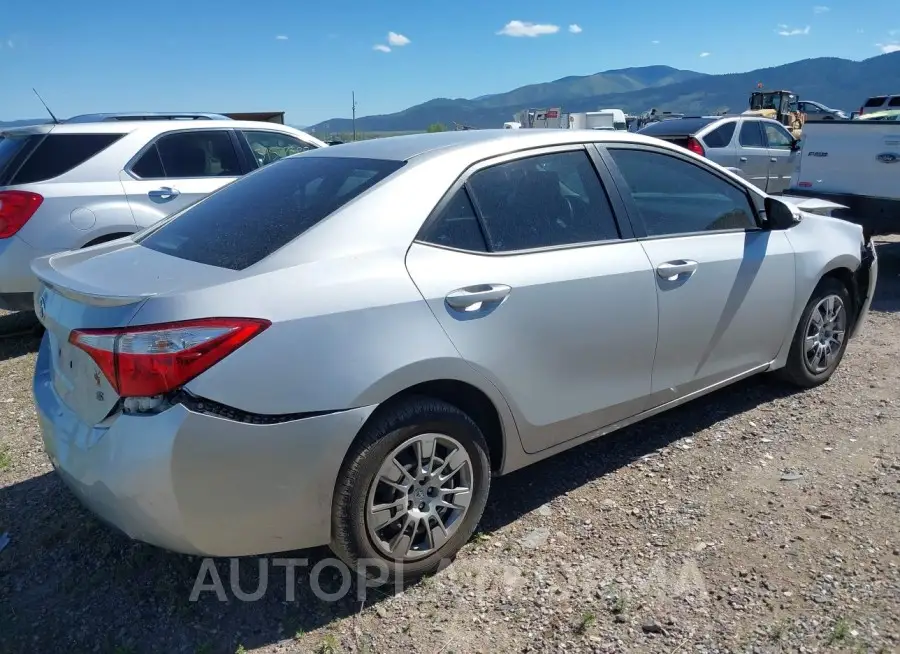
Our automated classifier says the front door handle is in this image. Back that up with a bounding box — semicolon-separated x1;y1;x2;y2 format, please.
656;260;699;279
739;156;748;162
770;157;778;163
148;186;180;200
445;284;511;310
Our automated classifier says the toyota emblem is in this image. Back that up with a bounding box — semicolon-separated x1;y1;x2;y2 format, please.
876;152;899;164
37;294;46;320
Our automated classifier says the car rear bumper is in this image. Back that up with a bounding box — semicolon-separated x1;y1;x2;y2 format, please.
785;189;899;236
33;333;375;557
0;235;49;310
850;239;878;339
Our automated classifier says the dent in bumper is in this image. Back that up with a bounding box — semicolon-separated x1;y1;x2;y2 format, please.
33;337;375;556
850;241;878;339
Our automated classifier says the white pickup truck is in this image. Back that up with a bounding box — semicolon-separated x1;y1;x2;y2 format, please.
787;120;900;236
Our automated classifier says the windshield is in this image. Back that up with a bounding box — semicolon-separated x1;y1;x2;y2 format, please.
137;155;405;271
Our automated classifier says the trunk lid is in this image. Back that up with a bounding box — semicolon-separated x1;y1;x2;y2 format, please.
32;239;240;425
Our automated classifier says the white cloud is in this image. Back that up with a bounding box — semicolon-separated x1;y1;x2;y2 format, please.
275;35;288;40
568;24;582;34
890;29;900;36
496;20;560;37
388;31;410;46
699;52;711;57
813;5;830;13
776;24;811;36
373;44;391;52
876;42;900;53
651;39;660;44
857;28;865;33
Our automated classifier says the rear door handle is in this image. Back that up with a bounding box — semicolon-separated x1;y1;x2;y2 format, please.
445;284;511;310
739;157;748;162
770;157;778;163
148;186;180;199
657;260;699;279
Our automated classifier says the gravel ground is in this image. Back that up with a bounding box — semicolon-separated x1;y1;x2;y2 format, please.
1;238;898;654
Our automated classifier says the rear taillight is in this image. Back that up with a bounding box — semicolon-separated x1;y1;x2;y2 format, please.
686;137;705;157
0;191;43;239
69;317;270;397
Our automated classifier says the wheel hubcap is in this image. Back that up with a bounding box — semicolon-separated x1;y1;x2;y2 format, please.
365;433;473;561
804;294;846;374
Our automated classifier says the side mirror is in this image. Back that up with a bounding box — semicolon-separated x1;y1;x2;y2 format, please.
790;138;801;151
764;196;800;230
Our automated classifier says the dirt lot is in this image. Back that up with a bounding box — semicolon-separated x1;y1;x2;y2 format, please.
1;239;898;654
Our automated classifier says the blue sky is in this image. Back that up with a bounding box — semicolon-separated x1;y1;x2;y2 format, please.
0;0;896;126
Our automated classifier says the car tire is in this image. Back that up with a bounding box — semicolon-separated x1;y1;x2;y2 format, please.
778;278;853;388
331;396;491;585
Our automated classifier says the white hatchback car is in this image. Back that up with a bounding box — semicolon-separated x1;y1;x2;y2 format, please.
0;117;325;311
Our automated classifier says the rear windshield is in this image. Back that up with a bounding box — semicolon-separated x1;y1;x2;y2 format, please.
638;117;719;136
137;156;405;271
864;96;887;108
0;133;123;185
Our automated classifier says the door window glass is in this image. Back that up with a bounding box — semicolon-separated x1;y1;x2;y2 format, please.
763;122;794;149
131;130;241;179
608;148;758;237
466;150;620;252
739;121;766;148
242;130;316;167
419;188;487;252
703;122;736;148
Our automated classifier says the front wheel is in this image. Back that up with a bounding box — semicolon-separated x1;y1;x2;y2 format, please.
778;278;852;388
331;397;491;584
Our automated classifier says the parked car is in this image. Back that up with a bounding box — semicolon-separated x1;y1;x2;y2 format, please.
856;109;900;122
637;115;801;194
796;101;848;121
0;119;326;311
32;129;877;581
858;94;900;116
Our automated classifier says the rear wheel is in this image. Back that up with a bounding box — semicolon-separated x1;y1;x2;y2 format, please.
331;397;491;584
778;278;852;387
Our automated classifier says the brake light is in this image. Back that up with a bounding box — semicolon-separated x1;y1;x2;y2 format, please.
69;317;270;397
686;137;705;157
0;191;43;239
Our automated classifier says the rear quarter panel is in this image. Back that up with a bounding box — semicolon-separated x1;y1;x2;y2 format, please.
771;213;864;368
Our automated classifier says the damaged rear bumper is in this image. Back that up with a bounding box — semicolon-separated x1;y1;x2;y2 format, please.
850;239;878;339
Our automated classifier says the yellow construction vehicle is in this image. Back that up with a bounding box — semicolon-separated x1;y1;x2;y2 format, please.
743;85;806;137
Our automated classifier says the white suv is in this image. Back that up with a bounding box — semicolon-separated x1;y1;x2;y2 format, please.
0;118;326;311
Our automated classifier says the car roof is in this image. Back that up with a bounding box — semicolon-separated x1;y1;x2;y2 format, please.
1;119;316;138
303;129;668;163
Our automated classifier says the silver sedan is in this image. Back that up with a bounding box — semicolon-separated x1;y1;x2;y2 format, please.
31;128;877;582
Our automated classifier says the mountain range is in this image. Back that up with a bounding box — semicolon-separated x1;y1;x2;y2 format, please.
308;52;900;134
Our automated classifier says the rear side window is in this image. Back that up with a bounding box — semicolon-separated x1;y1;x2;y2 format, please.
137;156;404;270
739;121;766;148
703;122;736;148
5;133;123;184
130;130;241;179
0;135;39;184
864;96;887;108
419;188;487;252
889;96;900;108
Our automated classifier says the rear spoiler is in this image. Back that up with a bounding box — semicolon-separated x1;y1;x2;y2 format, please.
778;195;848;217
31;251;152;307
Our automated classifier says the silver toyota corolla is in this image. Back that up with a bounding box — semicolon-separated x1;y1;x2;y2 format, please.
32;129;877;581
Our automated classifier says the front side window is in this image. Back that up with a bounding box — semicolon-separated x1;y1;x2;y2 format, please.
130;130;241;179
763;123;794;149
607;148;758;237
137;156;404;270
243;130;316;167
739;121;766;148
465;150;620;252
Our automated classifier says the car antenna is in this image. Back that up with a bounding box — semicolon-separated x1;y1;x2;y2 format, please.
32;88;60;125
